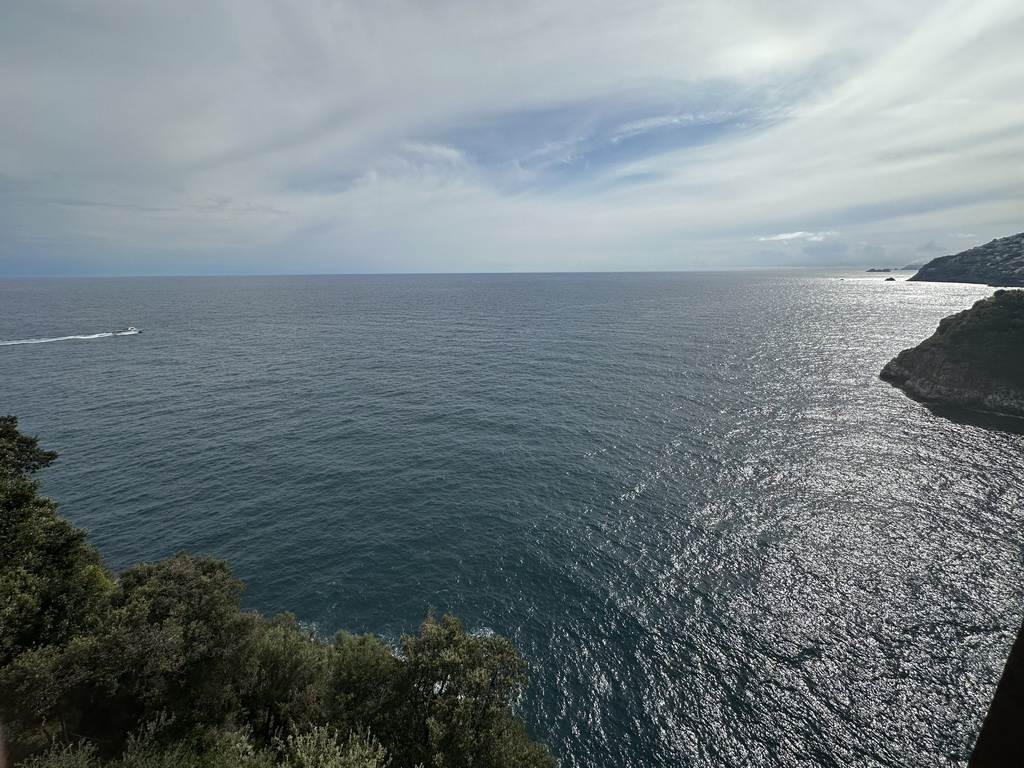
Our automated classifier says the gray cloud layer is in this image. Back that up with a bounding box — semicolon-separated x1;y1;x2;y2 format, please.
1;0;1022;274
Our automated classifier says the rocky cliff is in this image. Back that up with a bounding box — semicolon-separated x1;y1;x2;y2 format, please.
909;232;1024;286
880;290;1024;417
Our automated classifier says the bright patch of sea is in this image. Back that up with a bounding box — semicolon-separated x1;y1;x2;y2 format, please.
2;271;1022;767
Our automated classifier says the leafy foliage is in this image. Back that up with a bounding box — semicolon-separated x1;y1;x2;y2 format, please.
0;416;58;478
0;418;555;768
0;417;109;669
396;611;545;768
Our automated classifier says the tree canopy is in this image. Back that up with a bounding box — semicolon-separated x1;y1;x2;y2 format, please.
0;417;555;768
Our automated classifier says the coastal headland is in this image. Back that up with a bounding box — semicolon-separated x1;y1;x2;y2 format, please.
880;289;1024;418
909;232;1024;287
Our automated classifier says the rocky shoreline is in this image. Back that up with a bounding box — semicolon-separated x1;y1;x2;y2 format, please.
880;290;1024;418
881;346;1024;417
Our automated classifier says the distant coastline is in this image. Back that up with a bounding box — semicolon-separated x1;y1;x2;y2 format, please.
909;232;1024;287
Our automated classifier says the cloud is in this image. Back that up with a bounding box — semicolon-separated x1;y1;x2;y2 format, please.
1;0;1023;274
757;231;840;242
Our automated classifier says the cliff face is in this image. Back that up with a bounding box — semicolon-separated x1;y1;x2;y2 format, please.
881;345;1024;417
909;232;1024;286
880;290;1024;417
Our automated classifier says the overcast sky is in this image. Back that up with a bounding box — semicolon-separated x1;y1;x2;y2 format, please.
1;0;1022;276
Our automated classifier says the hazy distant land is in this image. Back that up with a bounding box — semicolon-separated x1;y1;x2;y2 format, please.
909;232;1024;287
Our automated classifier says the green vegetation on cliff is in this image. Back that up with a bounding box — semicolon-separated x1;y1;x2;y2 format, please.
0;416;555;768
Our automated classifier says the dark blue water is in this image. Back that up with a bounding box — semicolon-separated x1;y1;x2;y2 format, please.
2;271;1022;767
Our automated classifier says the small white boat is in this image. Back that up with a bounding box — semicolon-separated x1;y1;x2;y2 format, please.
111;327;141;335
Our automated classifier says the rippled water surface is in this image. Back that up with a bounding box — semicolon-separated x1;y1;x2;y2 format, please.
2;271;1022;766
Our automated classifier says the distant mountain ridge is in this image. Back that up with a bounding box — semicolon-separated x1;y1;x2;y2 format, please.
909;232;1024;286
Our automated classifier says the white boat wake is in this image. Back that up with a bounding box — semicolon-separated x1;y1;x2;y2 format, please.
0;328;141;346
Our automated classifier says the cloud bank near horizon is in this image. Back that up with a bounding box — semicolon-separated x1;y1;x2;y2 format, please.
1;0;1022;275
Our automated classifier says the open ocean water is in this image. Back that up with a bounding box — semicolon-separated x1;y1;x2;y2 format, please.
2;270;1023;767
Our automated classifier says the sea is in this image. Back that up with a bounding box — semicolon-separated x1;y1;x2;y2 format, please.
2;270;1022;767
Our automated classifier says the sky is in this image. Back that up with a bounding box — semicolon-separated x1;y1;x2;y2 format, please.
1;0;1022;276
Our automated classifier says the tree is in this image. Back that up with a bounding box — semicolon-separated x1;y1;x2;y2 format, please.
395;612;556;768
0;416;109;668
325;630;400;742
240;613;332;742
1;552;258;755
0;415;58;478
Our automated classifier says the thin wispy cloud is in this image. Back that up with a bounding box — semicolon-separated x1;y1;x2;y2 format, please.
1;0;1022;274
757;231;840;242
